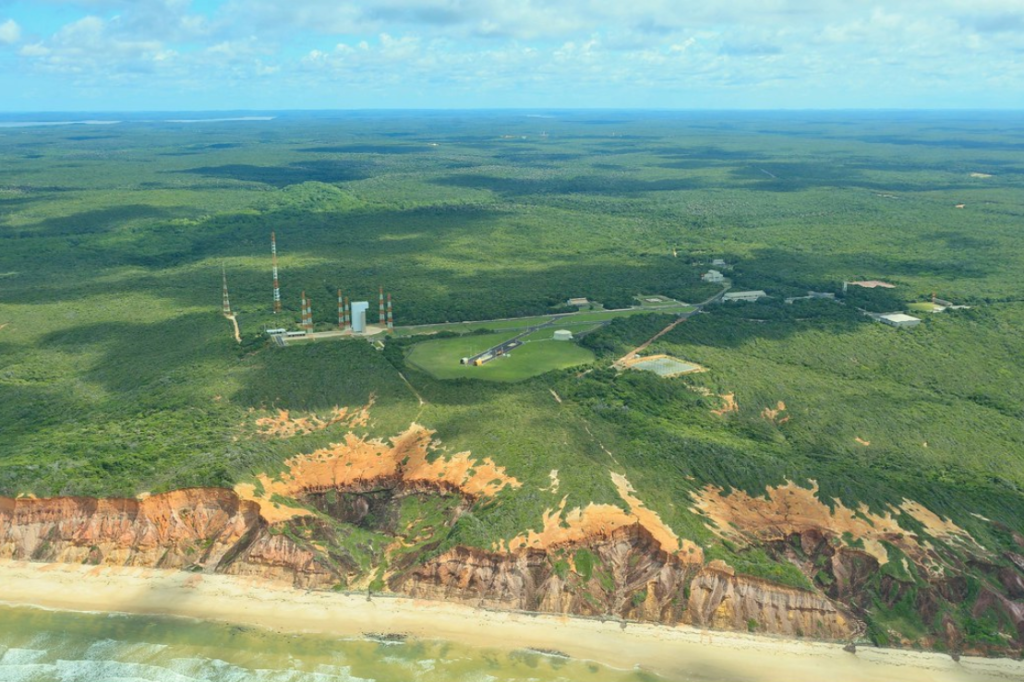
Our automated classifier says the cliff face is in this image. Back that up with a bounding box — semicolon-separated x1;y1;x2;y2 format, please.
2;427;1021;655
0;490;259;570
0;488;856;642
2;485;1023;655
397;525;853;639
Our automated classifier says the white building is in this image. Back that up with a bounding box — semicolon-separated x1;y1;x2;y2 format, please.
878;313;921;329
702;269;725;283
553;329;573;341
567;297;589;306
723;290;767;303
350;301;370;332
712;258;727;268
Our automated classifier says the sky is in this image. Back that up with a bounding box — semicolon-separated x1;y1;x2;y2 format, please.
0;0;1022;111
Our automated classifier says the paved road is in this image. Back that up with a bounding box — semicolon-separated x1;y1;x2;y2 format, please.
612;285;730;369
464;314;573;365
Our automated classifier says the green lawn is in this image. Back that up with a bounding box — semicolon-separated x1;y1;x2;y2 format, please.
395;307;694;338
405;332;595;381
569;306;694;322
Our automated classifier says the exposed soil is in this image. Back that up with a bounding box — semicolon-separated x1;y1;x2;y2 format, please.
712;393;738;416
691;480;981;572
761;400;789;424
503;473;703;563
253;402;371;439
236;423;520;524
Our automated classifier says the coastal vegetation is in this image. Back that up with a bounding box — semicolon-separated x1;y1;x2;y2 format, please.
2;111;1023;653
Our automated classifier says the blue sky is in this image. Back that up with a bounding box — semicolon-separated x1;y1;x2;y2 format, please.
0;0;1022;110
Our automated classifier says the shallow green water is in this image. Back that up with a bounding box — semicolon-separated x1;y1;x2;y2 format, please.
0;606;669;682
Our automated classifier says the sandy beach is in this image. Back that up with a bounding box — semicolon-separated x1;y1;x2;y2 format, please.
1;559;1021;681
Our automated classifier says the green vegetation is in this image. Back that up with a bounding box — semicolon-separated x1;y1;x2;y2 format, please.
405;332;595;382
2;112;1023;649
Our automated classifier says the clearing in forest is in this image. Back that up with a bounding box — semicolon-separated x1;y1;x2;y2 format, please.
406;332;594;382
623;354;704;377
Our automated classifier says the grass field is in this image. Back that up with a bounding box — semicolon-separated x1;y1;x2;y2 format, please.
405;332;595;381
394;305;695;338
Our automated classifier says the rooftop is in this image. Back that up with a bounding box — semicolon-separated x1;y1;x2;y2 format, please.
880;313;920;323
849;280;896;289
724;290;767;298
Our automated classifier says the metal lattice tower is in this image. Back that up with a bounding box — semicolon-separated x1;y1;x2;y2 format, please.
379;286;386;325
221;265;231;316
343;296;350;330
337;289;344;329
301;291;313;331
386;293;393;331
271;232;281;314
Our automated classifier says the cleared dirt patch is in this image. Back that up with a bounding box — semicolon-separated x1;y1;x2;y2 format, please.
253;402;371;439
623;354;704;377
761;401;789;424
712;393;738;416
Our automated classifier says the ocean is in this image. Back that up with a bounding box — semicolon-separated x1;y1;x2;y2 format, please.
0;605;667;682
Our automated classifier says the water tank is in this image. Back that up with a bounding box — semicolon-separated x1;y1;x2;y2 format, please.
553;329;573;341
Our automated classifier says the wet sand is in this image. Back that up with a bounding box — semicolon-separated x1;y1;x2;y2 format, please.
1;560;1021;681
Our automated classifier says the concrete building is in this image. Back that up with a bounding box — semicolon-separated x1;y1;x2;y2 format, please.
878;313;921;329
350;301;370;333
701;269;725;283
785;291;836;304
567;297;589;306
712;258;727;268
723;290;767;303
553;329;573;341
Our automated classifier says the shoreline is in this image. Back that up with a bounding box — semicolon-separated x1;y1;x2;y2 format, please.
1;560;1021;681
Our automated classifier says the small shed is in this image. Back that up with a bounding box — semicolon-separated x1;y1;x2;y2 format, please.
553;329;573;341
567;297;589;306
878;313;921;329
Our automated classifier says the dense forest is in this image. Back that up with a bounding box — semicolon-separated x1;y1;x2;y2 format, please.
2;111;1023;651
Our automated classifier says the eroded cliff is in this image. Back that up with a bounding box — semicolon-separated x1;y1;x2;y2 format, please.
2;422;1022;656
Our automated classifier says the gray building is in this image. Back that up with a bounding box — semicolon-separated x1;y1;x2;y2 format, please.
350;301;370;332
878;313;921;329
723;290;767;303
701;269;725;283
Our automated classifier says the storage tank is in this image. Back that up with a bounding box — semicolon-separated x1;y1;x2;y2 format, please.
553;329;573;341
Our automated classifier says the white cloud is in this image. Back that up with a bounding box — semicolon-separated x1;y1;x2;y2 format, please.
7;1;1024;107
0;18;21;44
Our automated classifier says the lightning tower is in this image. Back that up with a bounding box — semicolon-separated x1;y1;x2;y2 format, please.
379;286;386;326
221;265;231;316
271;232;281;314
301;291;313;331
386;293;394;331
343;296;350;330
337;289;344;329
